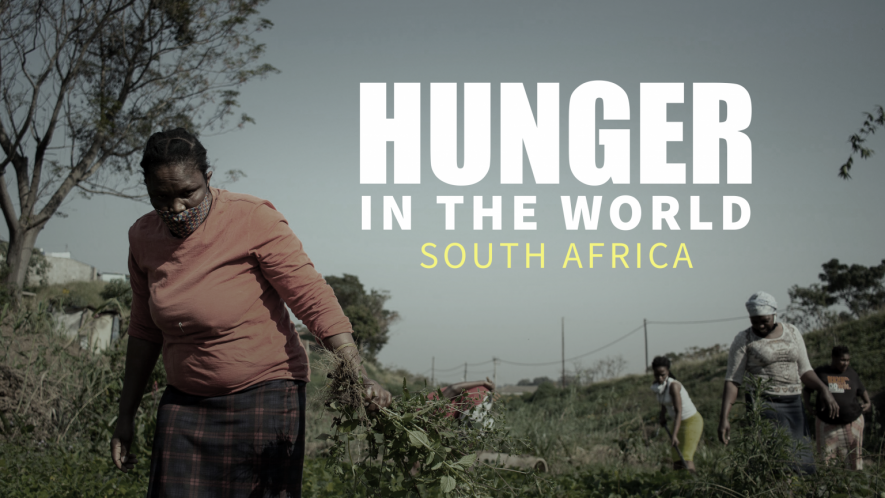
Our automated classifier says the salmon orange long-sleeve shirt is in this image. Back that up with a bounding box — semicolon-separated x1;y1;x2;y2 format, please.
127;188;352;397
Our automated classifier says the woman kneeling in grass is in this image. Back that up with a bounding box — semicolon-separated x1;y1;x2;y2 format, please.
651;356;703;473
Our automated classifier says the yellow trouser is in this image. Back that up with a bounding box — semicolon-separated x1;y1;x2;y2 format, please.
672;412;704;462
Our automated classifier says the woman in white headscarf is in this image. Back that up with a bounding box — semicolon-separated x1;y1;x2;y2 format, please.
718;291;838;473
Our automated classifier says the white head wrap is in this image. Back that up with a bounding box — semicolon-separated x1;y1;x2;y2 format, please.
745;291;777;317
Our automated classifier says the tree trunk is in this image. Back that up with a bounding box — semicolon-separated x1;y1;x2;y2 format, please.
5;226;43;304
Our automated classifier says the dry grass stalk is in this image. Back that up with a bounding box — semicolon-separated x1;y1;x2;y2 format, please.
0;308;112;441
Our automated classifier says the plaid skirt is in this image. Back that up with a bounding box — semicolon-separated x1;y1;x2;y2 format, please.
147;379;306;498
816;414;864;470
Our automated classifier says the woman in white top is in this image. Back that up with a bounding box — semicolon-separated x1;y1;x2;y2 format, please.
718;291;838;474
651;356;703;472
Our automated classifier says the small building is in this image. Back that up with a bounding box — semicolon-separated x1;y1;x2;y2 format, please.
99;272;127;282
29;250;98;285
497;385;538;396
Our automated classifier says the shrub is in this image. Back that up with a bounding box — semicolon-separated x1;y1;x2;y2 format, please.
686;376;800;496
681;375;885;498
0;441;149;497
317;351;536;497
38;281;108;310
100;279;132;310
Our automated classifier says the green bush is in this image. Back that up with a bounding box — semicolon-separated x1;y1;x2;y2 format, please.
681;376;800;497
100;280;132;310
0;301;165;497
316;346;536;497
38;281;108;310
0;442;149;497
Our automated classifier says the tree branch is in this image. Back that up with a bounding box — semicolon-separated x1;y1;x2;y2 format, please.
839;105;885;180
33;135;106;225
0;173;20;238
0;0;276;289
75;182;148;203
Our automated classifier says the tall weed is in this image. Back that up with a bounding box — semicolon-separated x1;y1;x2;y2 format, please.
681;375;885;497
315;350;538;497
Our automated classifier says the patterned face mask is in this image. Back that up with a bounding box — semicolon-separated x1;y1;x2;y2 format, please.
157;190;213;238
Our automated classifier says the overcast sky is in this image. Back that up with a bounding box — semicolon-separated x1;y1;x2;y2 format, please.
13;1;885;385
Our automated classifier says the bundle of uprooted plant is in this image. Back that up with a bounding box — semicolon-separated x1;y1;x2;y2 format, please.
314;348;537;497
317;345;370;423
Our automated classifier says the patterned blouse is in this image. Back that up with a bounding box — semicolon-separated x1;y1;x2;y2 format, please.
724;323;813;396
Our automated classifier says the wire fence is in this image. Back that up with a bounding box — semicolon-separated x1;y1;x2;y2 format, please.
426;315;747;377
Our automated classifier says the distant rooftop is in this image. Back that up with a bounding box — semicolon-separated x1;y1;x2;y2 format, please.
497;385;538;396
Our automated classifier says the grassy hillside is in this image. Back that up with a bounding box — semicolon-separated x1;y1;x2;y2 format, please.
501;311;885;472
499;351;731;472
1;296;882;497
670;310;885;427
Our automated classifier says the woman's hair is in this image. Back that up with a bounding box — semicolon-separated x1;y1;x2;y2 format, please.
140;128;210;181
832;345;850;358
651;356;675;380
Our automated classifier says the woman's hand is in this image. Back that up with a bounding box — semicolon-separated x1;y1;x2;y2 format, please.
362;377;392;411
819;389;840;419
671;434;680;447
719;381;738;446
860;392;872;413
801;371;840;420
110;418;138;472
110;337;162;473
718;418;730;445
322;334;391;410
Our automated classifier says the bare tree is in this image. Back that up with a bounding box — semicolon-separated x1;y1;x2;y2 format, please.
0;0;276;300
572;355;627;385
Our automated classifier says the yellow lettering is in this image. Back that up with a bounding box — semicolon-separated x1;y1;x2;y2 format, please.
474;243;492;269
421;243;437;268
526;243;545;268
589;243;604;269
636;243;641;269
650;243;668;268
445;243;466;268
562;243;582;269
500;243;518;268
612;243;629;268
674;243;693;268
